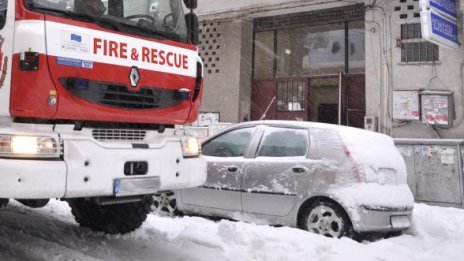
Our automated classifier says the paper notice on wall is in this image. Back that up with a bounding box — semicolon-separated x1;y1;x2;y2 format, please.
441;154;455;165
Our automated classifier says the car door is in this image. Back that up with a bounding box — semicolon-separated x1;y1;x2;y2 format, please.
180;126;257;214
242;126;313;216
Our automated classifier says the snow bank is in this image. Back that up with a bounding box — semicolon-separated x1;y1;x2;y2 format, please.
2;200;464;261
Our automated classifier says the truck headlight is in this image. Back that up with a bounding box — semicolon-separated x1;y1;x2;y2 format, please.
0;134;60;158
181;137;201;157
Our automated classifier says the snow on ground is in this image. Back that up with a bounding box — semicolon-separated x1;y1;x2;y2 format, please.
1;199;464;261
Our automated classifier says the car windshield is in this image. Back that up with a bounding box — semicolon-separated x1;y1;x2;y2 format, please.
25;0;188;41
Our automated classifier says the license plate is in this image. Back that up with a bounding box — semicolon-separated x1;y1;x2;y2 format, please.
114;177;160;197
390;215;411;229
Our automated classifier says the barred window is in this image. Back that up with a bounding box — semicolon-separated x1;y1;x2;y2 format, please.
400;23;439;63
277;81;305;111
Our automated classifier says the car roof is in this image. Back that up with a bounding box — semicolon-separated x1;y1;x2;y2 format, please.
213;120;364;134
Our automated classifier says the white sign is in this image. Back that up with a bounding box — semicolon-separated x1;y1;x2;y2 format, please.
192;112;220;127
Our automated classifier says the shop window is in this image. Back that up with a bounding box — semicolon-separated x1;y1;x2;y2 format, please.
253;31;274;79
400;23;439;63
277;80;305;111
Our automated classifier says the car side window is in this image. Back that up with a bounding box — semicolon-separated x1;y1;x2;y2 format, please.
202;127;255;157
257;127;309;157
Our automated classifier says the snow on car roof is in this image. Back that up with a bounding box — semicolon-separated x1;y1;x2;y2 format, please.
225;120;407;177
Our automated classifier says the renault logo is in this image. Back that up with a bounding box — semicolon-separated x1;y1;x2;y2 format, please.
129;66;140;87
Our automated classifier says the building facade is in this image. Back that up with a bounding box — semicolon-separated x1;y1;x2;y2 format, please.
195;0;464;139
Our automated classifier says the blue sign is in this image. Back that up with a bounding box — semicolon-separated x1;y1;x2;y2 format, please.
420;0;457;19
431;12;459;44
57;57;93;69
430;0;457;19
421;10;459;49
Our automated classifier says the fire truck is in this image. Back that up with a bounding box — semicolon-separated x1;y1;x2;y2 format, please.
0;0;206;234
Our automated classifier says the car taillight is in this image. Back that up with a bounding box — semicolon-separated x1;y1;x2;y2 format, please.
351;163;365;183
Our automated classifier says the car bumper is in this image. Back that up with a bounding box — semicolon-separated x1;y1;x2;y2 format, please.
353;205;413;232
327;184;415;233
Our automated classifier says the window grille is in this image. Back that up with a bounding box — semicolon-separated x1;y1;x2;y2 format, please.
277;81;305;112
400;23;439;63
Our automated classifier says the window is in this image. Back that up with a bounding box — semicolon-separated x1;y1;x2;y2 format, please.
253;31;274;79
277;80;305;111
202;127;255;157
0;0;7;29
257;127;309;157
400;23;439;63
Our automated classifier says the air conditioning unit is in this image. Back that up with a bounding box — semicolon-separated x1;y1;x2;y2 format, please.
364;116;378;132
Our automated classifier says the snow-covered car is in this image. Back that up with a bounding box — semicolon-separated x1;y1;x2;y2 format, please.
153;120;414;238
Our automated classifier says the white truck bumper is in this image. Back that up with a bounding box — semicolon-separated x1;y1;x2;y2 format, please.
0;159;67;198
0;125;207;199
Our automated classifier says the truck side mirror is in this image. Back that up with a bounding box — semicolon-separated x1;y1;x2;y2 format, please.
183;0;197;10
185;13;199;45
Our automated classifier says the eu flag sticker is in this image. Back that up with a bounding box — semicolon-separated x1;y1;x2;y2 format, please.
70;33;82;43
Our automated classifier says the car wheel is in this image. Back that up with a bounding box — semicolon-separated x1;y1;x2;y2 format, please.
152;191;179;216
300;200;353;238
68;195;153;234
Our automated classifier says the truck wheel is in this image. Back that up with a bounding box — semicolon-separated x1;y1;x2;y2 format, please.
68;195;153;234
0;198;8;208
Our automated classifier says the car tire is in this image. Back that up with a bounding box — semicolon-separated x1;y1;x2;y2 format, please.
68;195;153;234
152;191;180;216
300;200;354;238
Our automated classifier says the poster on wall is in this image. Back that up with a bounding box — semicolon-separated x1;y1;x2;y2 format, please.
392;91;420;121
420;91;454;126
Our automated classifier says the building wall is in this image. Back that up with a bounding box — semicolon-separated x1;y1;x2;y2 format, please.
365;0;464;139
196;0;363;124
197;20;253;123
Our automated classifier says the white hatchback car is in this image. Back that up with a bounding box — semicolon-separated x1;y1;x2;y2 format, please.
154;121;414;238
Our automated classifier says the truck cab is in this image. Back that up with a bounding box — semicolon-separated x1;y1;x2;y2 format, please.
0;0;206;234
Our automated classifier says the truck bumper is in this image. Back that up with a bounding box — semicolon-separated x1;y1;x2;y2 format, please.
0;159;67;199
0;127;207;199
63;139;206;198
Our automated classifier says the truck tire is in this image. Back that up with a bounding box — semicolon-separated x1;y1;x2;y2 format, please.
68;195;153;234
0;198;8;208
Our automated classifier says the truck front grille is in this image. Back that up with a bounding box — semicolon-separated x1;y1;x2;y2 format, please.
60;78;181;109
92;129;146;142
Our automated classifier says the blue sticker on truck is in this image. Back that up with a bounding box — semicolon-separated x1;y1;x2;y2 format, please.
57;57;93;69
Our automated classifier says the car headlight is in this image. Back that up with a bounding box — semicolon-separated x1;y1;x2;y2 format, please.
181;137;201;157
0;134;60;158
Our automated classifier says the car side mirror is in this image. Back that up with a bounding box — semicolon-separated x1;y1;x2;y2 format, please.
183;0;197;10
185;13;199;45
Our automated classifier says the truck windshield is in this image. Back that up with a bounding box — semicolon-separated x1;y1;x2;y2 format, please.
25;0;188;42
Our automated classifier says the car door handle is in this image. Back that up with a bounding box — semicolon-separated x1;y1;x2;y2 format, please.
292;167;307;173
227;166;238;172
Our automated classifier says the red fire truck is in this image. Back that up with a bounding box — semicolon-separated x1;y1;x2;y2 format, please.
0;0;205;234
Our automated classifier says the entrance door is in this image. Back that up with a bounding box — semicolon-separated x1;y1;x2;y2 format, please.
340;73;366;128
251;74;365;129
